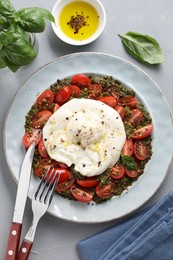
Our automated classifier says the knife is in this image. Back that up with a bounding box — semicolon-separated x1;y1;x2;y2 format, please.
5;142;35;260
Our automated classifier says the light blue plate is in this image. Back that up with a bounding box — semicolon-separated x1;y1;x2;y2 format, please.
4;53;173;223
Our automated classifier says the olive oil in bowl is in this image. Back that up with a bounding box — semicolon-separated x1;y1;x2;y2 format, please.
59;1;99;41
52;0;106;45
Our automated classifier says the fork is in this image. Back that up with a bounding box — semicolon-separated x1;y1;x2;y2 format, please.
17;168;60;260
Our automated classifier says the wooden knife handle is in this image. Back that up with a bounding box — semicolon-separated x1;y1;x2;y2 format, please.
17;239;33;260
5;222;22;260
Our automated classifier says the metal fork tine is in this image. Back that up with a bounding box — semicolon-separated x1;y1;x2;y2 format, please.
43;170;55;203
39;168;54;202
44;172;60;204
34;167;50;198
35;168;60;204
34;174;45;199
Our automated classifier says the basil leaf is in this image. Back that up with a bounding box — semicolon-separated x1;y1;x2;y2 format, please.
121;155;137;170
0;43;19;72
1;24;36;71
29;8;55;22
2;36;37;66
0;31;6;44
16;7;55;33
0;16;9;30
118;32;164;64
5;58;20;72
0;0;15;18
1;25;28;45
0;52;7;68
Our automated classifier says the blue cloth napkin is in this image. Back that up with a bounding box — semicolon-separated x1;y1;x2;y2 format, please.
77;191;173;260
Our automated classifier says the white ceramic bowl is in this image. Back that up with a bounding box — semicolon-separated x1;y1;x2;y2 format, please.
51;0;106;45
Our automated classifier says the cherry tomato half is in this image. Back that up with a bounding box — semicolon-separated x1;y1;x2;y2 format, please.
31;110;52;129
56;177;75;192
110;163;125;179
121;138;134;156
96;183;113;199
125;167;140;178
88;84;103;99
76;177;99;188
134;140;149;161
71;74;91;88
33;158;57;178
125;161;140;178
55;87;71;105
68;85;81;97
98;96;117;108
115;105;126;119
38;138;49;158
118;96;137;109
70;185;94;202
128;109;143;126
22;129;41;149
131;124;153;139
36;89;54;110
49;167;70;183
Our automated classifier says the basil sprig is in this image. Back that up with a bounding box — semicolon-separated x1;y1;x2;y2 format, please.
0;0;55;72
121;155;137;171
118;32;164;64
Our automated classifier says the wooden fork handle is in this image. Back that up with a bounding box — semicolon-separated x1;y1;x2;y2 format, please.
5;222;22;260
17;239;33;260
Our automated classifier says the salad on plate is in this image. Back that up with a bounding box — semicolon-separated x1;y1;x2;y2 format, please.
22;73;153;204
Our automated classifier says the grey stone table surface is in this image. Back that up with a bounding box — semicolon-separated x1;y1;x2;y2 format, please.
0;0;173;259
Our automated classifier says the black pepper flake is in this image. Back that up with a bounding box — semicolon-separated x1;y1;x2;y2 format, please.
116;116;119;119
66;117;69;120
76;129;81;137
44;138;47;141
101;121;104;125
77;142;81;145
83;164;86;167
98;161;101;167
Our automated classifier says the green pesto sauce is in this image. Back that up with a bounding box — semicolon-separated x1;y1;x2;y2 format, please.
137;103;152;126
56;190;75;200
124;122;134;139
25;105;38;132
50;78;71;93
